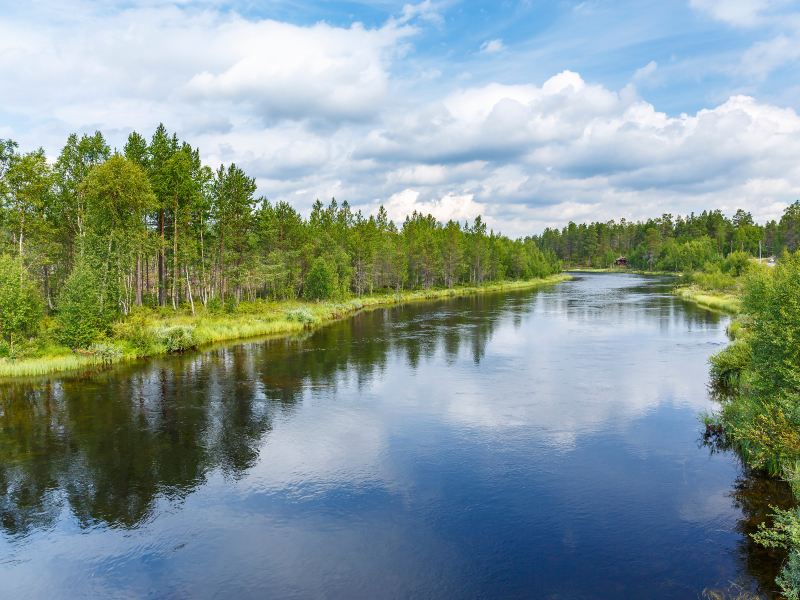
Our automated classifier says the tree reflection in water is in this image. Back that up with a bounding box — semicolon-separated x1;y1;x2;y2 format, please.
0;293;516;536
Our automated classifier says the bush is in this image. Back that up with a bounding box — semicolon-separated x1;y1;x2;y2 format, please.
0;254;43;351
743;251;800;397
112;310;158;355
206;297;223;314
304;257;337;301
157;325;197;353
285;308;316;325
753;508;800;600
689;266;737;292
710;339;752;393
778;551;800;600
722;251;753;277
88;342;123;364
56;261;116;349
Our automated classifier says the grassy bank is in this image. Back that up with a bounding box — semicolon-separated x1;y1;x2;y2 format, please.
674;285;742;314
564;266;744;313
0;274;570;380
706;252;800;599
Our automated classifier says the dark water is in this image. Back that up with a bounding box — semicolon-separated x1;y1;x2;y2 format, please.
0;273;792;599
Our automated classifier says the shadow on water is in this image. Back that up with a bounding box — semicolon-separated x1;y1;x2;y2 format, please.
699;428;795;599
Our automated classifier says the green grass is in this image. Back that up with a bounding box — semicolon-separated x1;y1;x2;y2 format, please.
0;274;571;380
0;353;106;378
674;285;742;314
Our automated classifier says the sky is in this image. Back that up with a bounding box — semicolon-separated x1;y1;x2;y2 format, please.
1;0;800;237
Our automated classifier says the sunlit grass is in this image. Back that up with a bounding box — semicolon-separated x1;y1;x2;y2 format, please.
675;285;741;314
0;274;570;380
0;353;104;378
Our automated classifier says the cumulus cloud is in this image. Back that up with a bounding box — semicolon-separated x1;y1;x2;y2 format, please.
1;2;799;237
0;4;415;136
378;189;486;224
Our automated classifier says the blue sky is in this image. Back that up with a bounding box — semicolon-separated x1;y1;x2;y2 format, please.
1;0;799;235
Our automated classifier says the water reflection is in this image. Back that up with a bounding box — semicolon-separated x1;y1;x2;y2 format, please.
0;293;523;535
0;274;788;599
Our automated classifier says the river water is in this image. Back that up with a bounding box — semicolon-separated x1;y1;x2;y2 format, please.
0;273;792;599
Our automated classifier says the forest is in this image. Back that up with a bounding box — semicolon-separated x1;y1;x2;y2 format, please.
0;126;560;359
535;204;800;271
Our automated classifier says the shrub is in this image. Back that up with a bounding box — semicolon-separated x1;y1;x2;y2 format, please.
0;254;43;351
722;251;753;277
157;325;197;353
710;339;752;393
285;308;316;325
112;310;157;355
56;260;115;349
88;342;123;364
206;297;223;314
742;251;800;397
304;257;337;301
689;267;737;292
778;551;800;600
753;508;800;600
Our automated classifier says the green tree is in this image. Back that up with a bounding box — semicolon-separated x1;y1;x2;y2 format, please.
56;259;114;349
304;256;337;300
3;149;53;258
81;155;156;315
0;254;42;352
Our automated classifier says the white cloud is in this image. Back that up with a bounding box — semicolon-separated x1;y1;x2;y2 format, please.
479;38;505;54
378;189;486;224
739;34;800;79
689;0;775;27
1;4;799;238
633;60;658;83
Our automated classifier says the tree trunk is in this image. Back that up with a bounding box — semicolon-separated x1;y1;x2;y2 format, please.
172;195;178;310
136;255;142;306
185;266;195;316
158;209;165;306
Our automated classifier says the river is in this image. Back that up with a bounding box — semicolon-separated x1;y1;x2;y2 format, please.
0;273;791;598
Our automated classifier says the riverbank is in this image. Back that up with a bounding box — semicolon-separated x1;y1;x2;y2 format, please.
567;267;679;276
567;268;743;313
0;274;571;380
706;252;800;600
674;285;741;314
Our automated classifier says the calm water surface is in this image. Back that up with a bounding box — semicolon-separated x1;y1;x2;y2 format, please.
0;273;792;599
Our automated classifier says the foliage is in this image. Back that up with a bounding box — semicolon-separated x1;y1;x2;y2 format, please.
157;325;197;353
723;251;753;277
536;206;800;272
111;309;158;355
741;252;800;398
687;264;738;292
304;257;338;300
710;339;751;392
779;551;800;600
285;308;316;325
88;342;123;364
56;260;115;348
0;254;43;351
710;251;800;599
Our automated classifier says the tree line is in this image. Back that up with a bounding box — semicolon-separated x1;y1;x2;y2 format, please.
535;206;800;271
0;126;560;350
